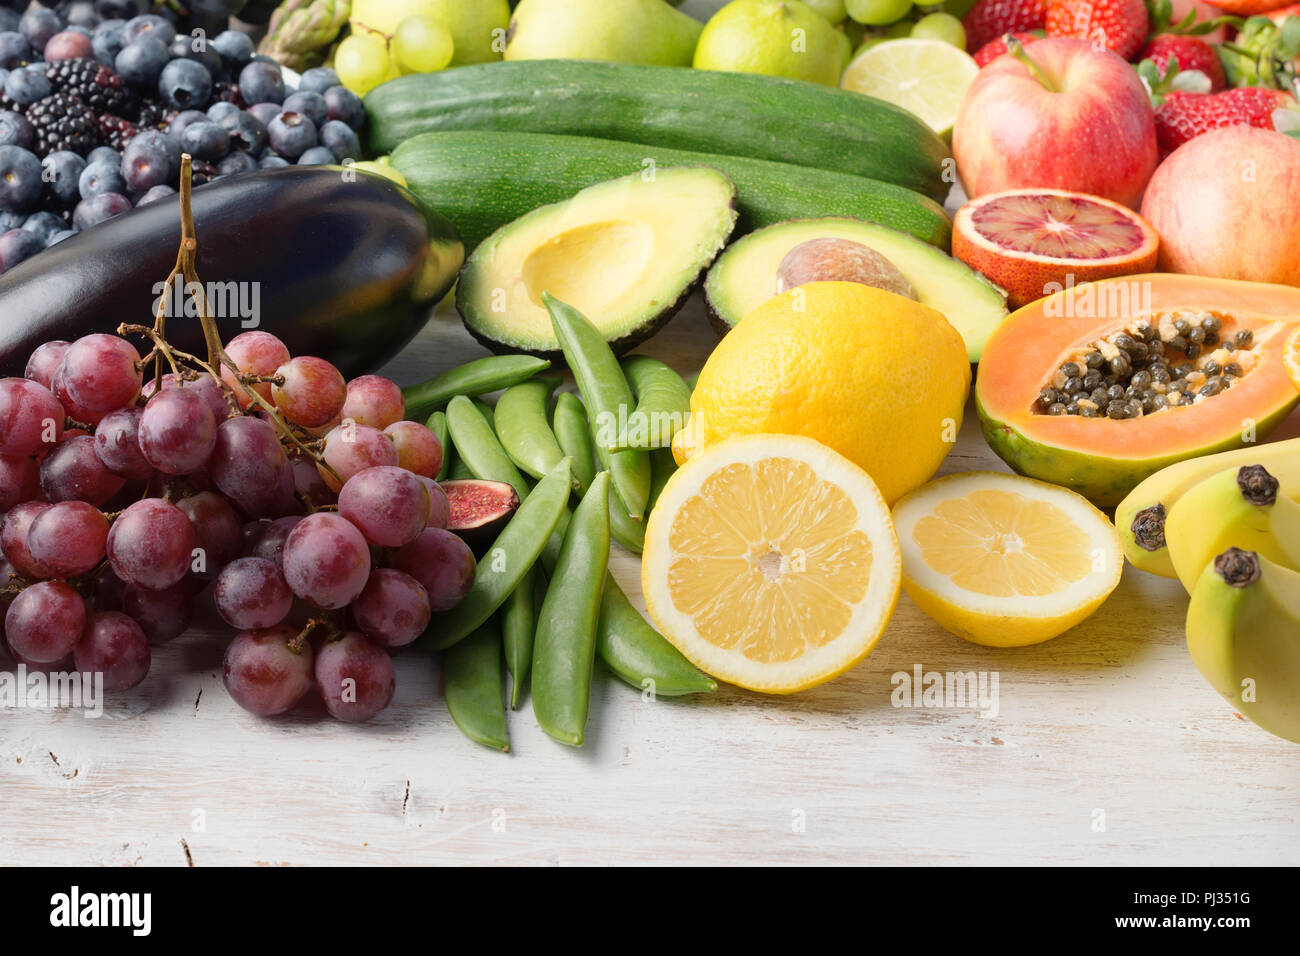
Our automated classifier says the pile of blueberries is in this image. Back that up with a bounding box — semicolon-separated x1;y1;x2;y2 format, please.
0;0;366;276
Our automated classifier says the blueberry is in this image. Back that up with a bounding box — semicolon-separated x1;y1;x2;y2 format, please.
283;90;326;127
322;85;364;131
0;227;43;273
86;145;121;167
126;129;179;174
0;31;34;68
207;100;240;123
178;119;229;161
318;120;360;163
167;108;207;139
169;34;222;78
92;19;127;60
297;66;339;96
122;142;169;194
46;228;78;246
40;150;86;207
0;109;33;149
237;59;283;105
18;8;62;53
123;14;174;47
72;190;130;229
0;145;42;213
78;159;127;200
295;145;335;167
246;101;279;126
0;209;24;230
137;183;174;205
158;57;212;109
63;1;101;30
20;210;65;243
211;30;252;70
0;11;17;35
216;150;256;177
4;67;49;105
258;154;289;169
219;110;266;154
115;35;167;85
266;111;317;160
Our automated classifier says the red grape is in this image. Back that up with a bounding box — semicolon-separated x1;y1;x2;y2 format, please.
59;334;142;413
232;457;299;519
93;564;126;611
351;568;430;649
222;331;289;408
384;420;442;478
391;528;475;611
0;377;65;456
93;406;154;480
138;386;218;475
176;491;242;578
122;581;193;645
24;340;70;390
215;556;293;630
314;632;395;722
107;498;196;590
41;434;126;505
420;477;450;530
272;356;346;428
142;372;231;424
291;455;332;507
222;625;314;716
5;580;86;662
337;465;430;547
0;454;42;511
74;611;150;690
1;500;51;578
207;415;289;503
318;421;397;492
243;515;303;565
51;367;107;426
27;500;109;578
282;512;371;609
343;375;404;430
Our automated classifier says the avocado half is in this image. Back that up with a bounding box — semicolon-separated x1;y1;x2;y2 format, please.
456;166;738;358
703;217;1009;362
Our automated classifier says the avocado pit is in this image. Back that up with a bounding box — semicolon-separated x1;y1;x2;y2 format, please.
774;237;915;300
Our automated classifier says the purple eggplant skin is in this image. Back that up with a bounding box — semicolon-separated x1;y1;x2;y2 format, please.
0;166;464;378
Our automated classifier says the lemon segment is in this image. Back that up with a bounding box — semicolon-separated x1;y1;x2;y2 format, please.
643;434;901;692
891;471;1123;647
840;38;978;136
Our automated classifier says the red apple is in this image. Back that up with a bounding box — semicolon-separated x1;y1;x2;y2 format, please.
953;38;1158;209
1141;126;1300;285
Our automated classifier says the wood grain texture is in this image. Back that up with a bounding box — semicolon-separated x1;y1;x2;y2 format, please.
2;293;1298;867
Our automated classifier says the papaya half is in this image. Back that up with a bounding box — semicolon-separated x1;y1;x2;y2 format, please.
976;274;1300;507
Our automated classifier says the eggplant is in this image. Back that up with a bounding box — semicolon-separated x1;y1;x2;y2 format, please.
0;167;464;378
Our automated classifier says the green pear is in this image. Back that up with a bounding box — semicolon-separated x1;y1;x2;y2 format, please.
505;0;703;66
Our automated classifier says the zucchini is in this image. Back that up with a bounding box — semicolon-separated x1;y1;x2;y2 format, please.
390;131;952;251
365;61;951;202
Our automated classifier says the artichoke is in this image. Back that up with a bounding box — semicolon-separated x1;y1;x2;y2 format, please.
258;0;352;72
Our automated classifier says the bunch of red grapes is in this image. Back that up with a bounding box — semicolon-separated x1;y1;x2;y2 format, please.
0;328;475;723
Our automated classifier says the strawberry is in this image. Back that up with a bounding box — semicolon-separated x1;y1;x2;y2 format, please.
1154;87;1293;155
963;0;1049;53
1139;34;1227;89
974;31;1043;65
1045;0;1150;61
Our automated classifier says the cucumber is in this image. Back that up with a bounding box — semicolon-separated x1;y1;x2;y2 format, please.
391;131;952;251
365;61;951;202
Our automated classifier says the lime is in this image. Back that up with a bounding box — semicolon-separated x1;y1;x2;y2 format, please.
694;0;843;86
841;37;977;135
846;0;913;26
910;11;966;47
803;0;848;22
392;15;455;73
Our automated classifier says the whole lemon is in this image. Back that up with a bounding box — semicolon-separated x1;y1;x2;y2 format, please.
694;0;845;86
678;282;970;504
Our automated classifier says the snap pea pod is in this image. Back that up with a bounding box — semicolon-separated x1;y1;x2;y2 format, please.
472;398;496;434
444;395;527;498
607;355;692;451
647;448;677;515
417;456;571;651
532;471;610;746
495;377;565;481
403;354;551;422
448;454;474;480
443;617;509;752
425;409;451;481
608;484;644;554
552;391;597;493
543;293;650;520
501;575;535;711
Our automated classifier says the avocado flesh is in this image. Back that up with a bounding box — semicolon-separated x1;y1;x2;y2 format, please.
457;166;738;357
704;217;1008;362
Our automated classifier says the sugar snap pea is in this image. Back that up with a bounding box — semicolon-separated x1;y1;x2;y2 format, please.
543;293;650;521
552;392;597;493
495;377;565;481
607;355;692;452
448;454;474;480
608;484;644;554
501;575;536;711
647;448;677;515
418;456;571;651
532;471;610;747
444;395;527;498
443;617;509;752
403;354;551;422
426;409;451;481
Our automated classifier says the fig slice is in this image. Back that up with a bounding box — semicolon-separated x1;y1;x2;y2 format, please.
441;479;520;555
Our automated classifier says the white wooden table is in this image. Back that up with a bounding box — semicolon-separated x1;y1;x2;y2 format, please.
3;292;1297;867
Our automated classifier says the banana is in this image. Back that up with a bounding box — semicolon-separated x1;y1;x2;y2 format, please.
1166;464;1300;592
1185;549;1300;744
1116;437;1300;578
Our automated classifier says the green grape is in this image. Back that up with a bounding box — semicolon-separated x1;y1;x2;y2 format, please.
803;0;848;23
886;19;914;37
846;0;914;26
335;32;393;96
391;15;455;75
910;11;966;47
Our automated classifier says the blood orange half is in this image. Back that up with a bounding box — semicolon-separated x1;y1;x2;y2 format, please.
953;188;1160;309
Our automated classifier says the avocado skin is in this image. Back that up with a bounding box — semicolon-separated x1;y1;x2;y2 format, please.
0;167;462;378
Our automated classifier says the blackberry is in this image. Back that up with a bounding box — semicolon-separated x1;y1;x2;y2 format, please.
26;93;102;156
45;58;136;118
97;113;138;151
211;81;246;108
135;100;167;131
